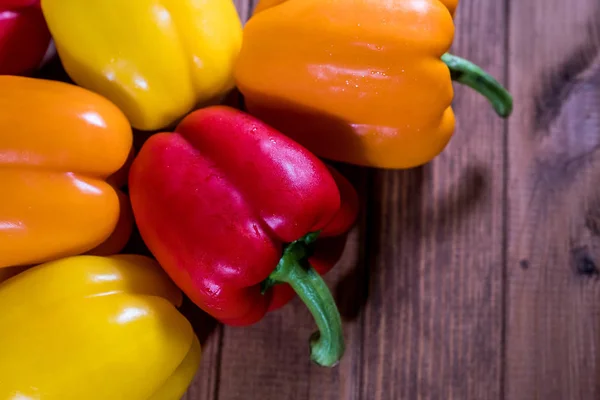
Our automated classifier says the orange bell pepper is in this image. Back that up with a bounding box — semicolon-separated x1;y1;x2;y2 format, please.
234;0;511;169
0;76;133;268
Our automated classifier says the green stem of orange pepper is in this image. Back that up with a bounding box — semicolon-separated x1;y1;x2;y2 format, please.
443;53;513;118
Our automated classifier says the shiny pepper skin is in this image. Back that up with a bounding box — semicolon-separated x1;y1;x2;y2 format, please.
0;76;133;268
129;106;359;366
0;254;201;399
129;105;358;324
41;0;244;131
234;0;512;169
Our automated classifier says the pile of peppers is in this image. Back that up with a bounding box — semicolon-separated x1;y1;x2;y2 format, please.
0;0;512;398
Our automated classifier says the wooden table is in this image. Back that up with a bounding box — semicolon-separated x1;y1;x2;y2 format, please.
181;0;600;398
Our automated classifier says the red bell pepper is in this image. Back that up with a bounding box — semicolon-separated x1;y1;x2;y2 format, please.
0;0;51;75
129;105;359;367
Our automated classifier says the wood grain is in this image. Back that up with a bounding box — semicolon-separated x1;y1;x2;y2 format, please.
506;0;600;399
360;0;508;399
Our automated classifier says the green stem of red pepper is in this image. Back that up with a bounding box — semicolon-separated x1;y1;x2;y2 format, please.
442;53;513;118
264;232;345;367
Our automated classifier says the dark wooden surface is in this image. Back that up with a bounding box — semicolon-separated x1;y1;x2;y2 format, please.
181;0;600;399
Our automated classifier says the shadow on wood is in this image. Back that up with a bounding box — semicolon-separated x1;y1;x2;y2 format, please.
325;163;372;321
331;162;488;322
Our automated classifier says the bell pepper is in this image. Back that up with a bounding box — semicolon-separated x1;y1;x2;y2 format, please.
0;0;52;76
129;105;359;367
233;0;513;169
0;76;133;268
0;254;201;399
40;0;243;132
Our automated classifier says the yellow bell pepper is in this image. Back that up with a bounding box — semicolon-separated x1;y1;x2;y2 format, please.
40;0;243;131
0;254;201;399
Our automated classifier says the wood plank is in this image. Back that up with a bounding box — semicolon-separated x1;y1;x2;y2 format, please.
181;304;223;400
360;0;508;398
506;0;600;398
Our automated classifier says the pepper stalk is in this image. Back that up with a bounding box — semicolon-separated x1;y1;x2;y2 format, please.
442;53;513;118
263;231;344;367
